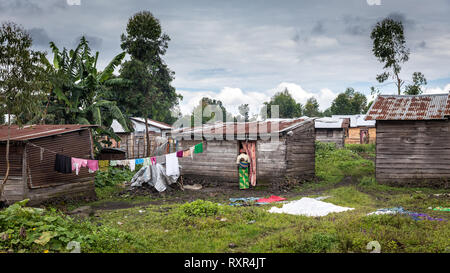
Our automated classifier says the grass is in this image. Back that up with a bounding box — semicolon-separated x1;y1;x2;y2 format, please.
1;142;449;253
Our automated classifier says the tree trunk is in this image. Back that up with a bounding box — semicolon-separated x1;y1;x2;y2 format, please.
1;113;11;200
145;116;151;157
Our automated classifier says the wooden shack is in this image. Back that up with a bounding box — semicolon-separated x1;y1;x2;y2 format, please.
0;125;97;204
366;93;450;188
172;118;316;186
332;115;376;144
314;117;349;148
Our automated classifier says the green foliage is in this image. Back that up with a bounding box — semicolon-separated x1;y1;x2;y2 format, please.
315;141;375;183
0;21;46;124
344;143;375;154
295;232;339;253
329;87;367;115
404;72;427;95
179;200;220;217
95;166;137;188
315;141;337;154
0;200;138;253
303;97;322;117
261;88;303;119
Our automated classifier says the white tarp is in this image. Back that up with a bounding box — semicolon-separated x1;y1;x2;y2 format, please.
268;197;354;217
130;163;179;192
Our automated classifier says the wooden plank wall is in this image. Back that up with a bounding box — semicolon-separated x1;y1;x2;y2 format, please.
257;139;287;180
178;140;239;180
376;120;450;187
315;128;345;148
0;176;24;203
286;121;316;177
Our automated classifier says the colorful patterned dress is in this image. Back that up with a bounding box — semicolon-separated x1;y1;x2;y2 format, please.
238;160;249;189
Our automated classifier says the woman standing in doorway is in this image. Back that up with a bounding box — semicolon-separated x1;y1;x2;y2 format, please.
236;148;250;189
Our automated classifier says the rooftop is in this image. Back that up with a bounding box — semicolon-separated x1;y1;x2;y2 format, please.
365;93;450;121
0;124;96;142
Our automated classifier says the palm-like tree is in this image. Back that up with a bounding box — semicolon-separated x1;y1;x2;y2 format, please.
39;37;130;152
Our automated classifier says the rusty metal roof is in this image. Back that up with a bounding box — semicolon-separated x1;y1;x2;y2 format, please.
365;93;450;121
0;124;96;141
172;118;312;138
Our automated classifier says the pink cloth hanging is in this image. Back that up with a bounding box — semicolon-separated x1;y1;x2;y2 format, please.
72;158;88;175
176;150;184;157
87;160;99;173
242;142;257;186
150;157;157;165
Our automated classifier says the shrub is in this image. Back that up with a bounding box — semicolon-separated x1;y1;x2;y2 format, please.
179;200;220;217
295;232;339;253
0;200;138;253
345;144;375;154
95;166;138;188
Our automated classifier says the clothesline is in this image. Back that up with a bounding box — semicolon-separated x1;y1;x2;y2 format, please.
26;141;205;161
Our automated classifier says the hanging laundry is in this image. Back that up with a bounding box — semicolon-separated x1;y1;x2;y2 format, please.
54;154;72;174
110;160;119;167
98;160;109;172
156;155;165;164
183;149;191;158
242;142;257;187
135;158;144;165
165;152;180;176
129;159;136;171
87;160;99;173
143;157;151;166
150;157;157;165
194;142;203;153
189;146;195;159
72;158;88;175
176;150;183;157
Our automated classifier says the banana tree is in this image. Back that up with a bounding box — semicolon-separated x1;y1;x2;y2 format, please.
40;36;130;153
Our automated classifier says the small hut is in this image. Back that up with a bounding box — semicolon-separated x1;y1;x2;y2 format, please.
0;124;97;204
314;117;349;148
366;93;450;188
332;115;376;144
172;118;316;186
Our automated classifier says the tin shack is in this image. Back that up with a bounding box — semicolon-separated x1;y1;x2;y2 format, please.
0;124;97;204
365;93;450;187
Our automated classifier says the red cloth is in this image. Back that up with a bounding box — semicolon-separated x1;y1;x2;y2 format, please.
176;150;184;157
257;195;286;203
242;141;256;186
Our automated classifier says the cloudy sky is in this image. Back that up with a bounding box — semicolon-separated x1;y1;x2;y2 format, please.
1;0;450;116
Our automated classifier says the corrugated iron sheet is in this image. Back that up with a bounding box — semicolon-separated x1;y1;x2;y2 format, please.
172;118;309;137
366;93;450;121
0;124;96;141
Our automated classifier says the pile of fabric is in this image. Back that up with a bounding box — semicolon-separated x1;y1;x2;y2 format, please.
367;207;445;221
268;197;354;217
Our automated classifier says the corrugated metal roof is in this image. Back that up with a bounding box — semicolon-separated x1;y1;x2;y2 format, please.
315;117;344;129
172;118;311;138
332;114;375;127
130;117;172;130
0;124;96;141
365;93;450;121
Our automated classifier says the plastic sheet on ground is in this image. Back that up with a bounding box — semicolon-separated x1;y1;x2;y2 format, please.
268;197;354;217
130;163;179;192
367;207;445;221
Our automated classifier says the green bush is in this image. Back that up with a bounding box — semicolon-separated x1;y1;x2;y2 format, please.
345;144;375;154
315;141;337;154
179;200;220;217
295;232;339;253
95;166;138;188
0;200;138;253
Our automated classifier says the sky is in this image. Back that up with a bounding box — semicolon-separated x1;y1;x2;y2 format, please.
1;0;450;117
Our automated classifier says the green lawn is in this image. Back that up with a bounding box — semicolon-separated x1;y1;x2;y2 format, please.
1;142;449;253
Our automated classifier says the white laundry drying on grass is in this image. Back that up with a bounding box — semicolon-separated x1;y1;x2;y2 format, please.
268;197;354;217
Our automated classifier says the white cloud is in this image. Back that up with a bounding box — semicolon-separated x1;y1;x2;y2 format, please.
177;82;339;118
423;84;450;94
366;0;381;6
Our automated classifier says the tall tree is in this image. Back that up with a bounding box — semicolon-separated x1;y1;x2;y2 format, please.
238;104;250;122
404;72;427;95
0;22;46;196
261;88;302;119
329;88;367;115
303;97;322;117
190;97;231;126
119;10;181;156
370;18;410;95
